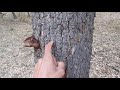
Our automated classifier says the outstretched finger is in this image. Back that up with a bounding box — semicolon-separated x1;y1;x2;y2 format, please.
44;41;54;58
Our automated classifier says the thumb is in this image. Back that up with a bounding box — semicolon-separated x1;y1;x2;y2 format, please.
52;69;65;78
57;62;65;70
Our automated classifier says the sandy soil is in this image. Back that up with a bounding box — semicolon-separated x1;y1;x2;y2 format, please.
0;12;34;78
90;12;120;78
0;12;120;78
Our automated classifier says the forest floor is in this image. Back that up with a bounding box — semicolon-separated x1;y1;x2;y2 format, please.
0;12;120;78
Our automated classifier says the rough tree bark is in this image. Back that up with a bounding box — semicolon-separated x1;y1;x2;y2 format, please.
32;12;96;78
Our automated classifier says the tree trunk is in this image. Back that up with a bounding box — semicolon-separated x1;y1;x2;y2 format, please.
32;12;96;78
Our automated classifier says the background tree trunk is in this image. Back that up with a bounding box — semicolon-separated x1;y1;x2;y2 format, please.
12;12;17;19
32;12;96;78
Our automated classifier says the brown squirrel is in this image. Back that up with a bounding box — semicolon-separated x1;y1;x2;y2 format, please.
24;36;40;49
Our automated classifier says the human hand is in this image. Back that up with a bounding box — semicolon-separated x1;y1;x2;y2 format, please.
33;41;65;78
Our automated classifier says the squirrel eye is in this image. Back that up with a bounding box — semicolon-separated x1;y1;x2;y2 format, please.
30;37;33;41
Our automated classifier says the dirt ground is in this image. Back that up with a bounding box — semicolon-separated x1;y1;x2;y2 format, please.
0;12;34;78
90;12;120;78
0;12;120;78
